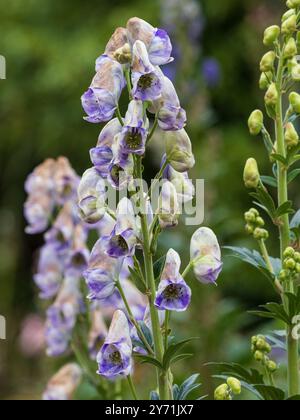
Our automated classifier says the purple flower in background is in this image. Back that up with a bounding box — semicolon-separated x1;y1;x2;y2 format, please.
190;227;223;284
202;58;221;87
54;157;80;205
24;194;54;235
66;225;89;276
88;308;108;360
81;55;125;123
34;244;63;300
119;100;148;155
97;310;133;379
155;249;191;311
43;364;82;401
45;202;76;252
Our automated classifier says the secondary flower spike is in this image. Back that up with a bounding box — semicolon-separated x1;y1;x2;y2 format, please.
43;364;82;401
97;310;133;379
190;227;223;284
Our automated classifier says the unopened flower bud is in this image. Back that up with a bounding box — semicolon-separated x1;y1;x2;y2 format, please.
259;72;272;90
165;129;195;173
256;337;271;353
260;51;276;72
282;14;297;34
251;336;258;346
285;122;299;149
279;269;289;281
227;378;242;395
283;38;297;59
284;258;296;270
245;211;256;223
114;43;132;64
214;384;231;401
256;217;265;227
294;251;300;261
244;158;260;189
254;350;264;362
282;9;296;22
291;61;300;81
248;110;264;135
267;360;278;373
284;247;296;258
289;92;300;113
296;263;300;273
265;83;278;106
263;25;280;46
289;0;300;7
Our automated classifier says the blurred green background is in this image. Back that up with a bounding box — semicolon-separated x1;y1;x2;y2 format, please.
0;0;292;400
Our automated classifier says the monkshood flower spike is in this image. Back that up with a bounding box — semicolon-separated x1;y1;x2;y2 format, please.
26;16;224;401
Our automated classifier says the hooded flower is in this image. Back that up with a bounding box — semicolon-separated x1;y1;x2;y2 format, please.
88;308;108;360
90;118;123;178
107;140;134;191
44;202;76;252
97;310;133;379
54;157;80;205
43;364;82;401
78;167;107;224
158;181;180;228
163;159;195;204
81;55;125;123
24;194;54;235
155;249;191;311
190;227;223;284
34;243;63;300
66;225;89;276
149;76;186;131
104;197;138;258
119;100;148;155
165;129;195;173
84;237;122;301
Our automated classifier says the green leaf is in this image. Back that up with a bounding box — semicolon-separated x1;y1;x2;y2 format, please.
288;169;300;184
176;374;201;401
129;266;146;294
270;153;288;166
135;355;163;369
275;201;295;218
249;302;291;325
153;255;167;282
250;186;277;220
253;385;285;401
207;362;264;385
260;175;277;188
170;353;193;366
286;395;300;400
137;321;154;350
285;289;300;318
163;338;199;370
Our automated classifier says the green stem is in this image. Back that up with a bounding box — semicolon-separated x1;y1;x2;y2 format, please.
137;156;170;400
116;106;124;126
164;310;170;351
258;239;283;295
127;375;138;400
276;51;299;397
125;68;133;99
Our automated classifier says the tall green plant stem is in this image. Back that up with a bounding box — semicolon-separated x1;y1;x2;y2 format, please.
136;156;170;400
275;53;299;397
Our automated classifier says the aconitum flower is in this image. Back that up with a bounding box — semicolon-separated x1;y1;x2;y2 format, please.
24;194;54;235
84;238;122;301
149;76;186;131
119;100;148;155
78;167;107;224
88;308;108;360
158;181;180;229
43;364;82;401
53;157;80;205
202;58;221;88
81;55;125;123
34;244;63;300
66;225;89;276
45;202;76;252
190;227;223;284
163;160;195;204
97;310;133;379
165;129;195;173
155;249;191;311
105;197;138;258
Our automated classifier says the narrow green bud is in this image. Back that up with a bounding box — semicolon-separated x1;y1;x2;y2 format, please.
289;92;300;113
227;378;242;395
263;25;280;46
260;51;276;72
214;384;231;401
290;59;300;81
243;158;260;189
267;360;278;373
265;83;278;106
248;110;264;135
254;350;264;362
245;224;254;235
285;122;299;149
259;72;272;90
279;269;289;281
283;38;297;59
282;14;297;34
256;217;265;227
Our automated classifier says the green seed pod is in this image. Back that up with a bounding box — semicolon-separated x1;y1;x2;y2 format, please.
285;122;299;149
283;38;297;59
248;110;264;135
267;360;278;373
263;25;280;46
289;92;300;113
260;51;276;72
243;158;260;189
265;83;278;106
282;14;297;34
259;72;272;90
227;378;242;395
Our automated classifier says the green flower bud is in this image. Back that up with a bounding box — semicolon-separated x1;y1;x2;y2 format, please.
256;338;267;351
286;0;293;7
267;360;278;373
282;9;296;22
214;384;231;401
165;129;195;173
251;336;258;346
248;110;264;135
260;51;276;72
250;208;259;217
253;228;269;240
294;251;300;262
279;269;289;281
256;217;265;227
245;211;256;223
284;247;295;258
289;0;300;7
284;257;296;270
291;62;300;82
263;25;280;46
289;92;300;113
254;350;264;362
227;378;242;395
114;43;132;64
296;32;300;50
245;224;254;235
283;38;297;59
285;122;299;149
243;158;260;189
296;263;300;273
259;72;272;90
265;83;278;106
282;14;297;34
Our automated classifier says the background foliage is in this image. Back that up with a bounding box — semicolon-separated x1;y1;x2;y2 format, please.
0;0;291;399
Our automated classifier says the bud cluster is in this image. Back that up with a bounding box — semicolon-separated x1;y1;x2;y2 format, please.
251;335;278;373
244;208;269;240
214;377;242;401
278;247;300;282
